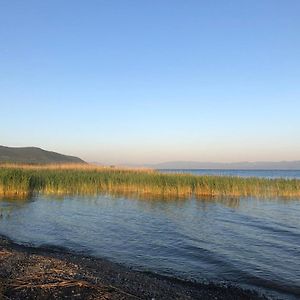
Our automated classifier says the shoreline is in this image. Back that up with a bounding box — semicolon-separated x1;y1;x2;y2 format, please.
0;235;267;300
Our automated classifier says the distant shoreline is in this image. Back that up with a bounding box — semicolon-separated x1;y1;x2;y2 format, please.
157;169;300;179
157;168;300;171
125;160;300;170
0;235;266;300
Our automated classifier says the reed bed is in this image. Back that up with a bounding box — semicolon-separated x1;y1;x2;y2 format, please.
0;163;153;172
0;164;300;198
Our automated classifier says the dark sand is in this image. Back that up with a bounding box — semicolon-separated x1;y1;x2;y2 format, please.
0;236;267;300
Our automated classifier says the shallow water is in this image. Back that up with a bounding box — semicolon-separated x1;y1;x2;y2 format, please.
0;194;299;299
158;169;300;179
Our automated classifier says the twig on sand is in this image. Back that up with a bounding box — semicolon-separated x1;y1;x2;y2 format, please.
6;275;142;299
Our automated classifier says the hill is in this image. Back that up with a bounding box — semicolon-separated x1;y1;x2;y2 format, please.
0;146;85;164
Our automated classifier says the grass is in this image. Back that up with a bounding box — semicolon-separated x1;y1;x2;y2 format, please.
0;164;300;198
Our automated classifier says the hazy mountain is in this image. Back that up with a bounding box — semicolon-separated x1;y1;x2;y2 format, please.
0;146;85;164
146;161;300;170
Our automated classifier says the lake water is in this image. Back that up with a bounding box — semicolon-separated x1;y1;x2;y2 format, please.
0;170;299;299
158;169;300;179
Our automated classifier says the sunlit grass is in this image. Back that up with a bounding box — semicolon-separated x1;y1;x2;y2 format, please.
0;164;299;198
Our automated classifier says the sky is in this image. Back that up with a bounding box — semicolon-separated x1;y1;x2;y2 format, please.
1;1;300;164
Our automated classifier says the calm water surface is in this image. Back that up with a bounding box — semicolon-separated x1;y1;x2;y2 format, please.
158;169;300;179
0;194;299;299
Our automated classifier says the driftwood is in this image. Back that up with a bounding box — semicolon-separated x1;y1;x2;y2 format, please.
0;237;266;300
6;274;141;298
0;247;141;300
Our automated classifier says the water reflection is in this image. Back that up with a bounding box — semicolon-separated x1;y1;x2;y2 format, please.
1;191;298;215
0;195;34;219
0;193;299;299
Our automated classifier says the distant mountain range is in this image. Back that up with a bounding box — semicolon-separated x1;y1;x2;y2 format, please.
1;145;299;169
144;161;300;170
91;160;300;170
0;146;85;164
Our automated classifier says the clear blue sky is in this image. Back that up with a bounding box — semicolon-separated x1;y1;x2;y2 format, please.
1;1;299;164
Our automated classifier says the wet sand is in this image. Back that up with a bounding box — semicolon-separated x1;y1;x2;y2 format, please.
0;236;267;300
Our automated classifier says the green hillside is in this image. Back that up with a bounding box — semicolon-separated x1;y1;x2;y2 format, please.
0;146;85;164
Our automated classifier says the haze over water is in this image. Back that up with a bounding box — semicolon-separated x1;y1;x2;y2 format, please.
159;169;300;179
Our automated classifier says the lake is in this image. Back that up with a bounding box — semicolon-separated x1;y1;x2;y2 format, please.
0;170;299;299
158;169;300;179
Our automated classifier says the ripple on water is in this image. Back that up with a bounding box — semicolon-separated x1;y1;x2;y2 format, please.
0;194;299;299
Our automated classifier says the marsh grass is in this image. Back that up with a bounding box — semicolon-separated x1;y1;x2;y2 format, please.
0;164;299;198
